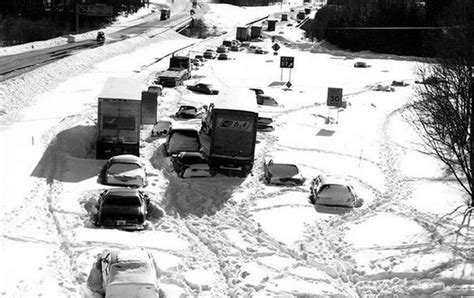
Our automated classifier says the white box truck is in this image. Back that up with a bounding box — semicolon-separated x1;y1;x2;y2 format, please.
96;77;142;159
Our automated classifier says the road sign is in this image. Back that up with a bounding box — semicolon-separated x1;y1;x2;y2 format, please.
327;87;343;107
272;43;280;52
286;81;292;88
280;56;294;68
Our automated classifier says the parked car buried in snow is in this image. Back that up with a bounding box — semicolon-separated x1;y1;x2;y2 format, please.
187;83;219;95
151;119;172;137
372;84;395;92
203;49;217;59
263;154;305;186
353;61;368;68
87;248;160;297
309;175;363;209
171;151;211;178
164;124;201;156
100;154;147;188
175;105;199;119
92;188;151;231
217;53;229;60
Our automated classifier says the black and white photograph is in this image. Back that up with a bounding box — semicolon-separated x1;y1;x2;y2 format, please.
0;0;473;296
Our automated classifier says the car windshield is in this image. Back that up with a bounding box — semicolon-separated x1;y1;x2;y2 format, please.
180;106;197;112
269;164;299;177
168;131;200;152
108;163;140;174
319;184;352;197
103;195;141;206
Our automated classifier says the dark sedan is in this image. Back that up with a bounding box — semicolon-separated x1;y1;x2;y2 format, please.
175;105;199;118
93;188;150;231
187;83;219;95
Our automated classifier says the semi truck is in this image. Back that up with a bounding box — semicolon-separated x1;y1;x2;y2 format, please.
96;77;142;159
201;88;258;176
155;55;191;87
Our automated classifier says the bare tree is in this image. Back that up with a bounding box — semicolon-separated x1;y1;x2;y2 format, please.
408;1;473;226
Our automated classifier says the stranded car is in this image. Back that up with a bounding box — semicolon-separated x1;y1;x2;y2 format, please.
354;61;369;68
164;124;201;156
217;53;229;60
216;46;229;53
229;45;241;52
171;151;211;178
151;119;172;137
257;114;274;131
87;248;160;297
100;154;147;188
187;83;219;95
372;84;395;92
92;188;150;230
203;49;216;59
263;154;305;186
309;175;363;208
175;105;199;119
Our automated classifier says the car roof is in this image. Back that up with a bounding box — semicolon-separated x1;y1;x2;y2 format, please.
318;174;350;186
169;122;200;131
107;249;155;286
105;188;141;197
109;154;141;163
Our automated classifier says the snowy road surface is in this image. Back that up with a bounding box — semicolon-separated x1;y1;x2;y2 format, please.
0;0;473;297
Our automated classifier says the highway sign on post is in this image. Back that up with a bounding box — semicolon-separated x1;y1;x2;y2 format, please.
327;87;343;108
280;56;294;68
272;43;280;52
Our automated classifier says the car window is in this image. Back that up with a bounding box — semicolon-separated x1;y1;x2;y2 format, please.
168;131;200;152
264;97;278;106
103;195;141;206
108;163;140;174
269;164;299;177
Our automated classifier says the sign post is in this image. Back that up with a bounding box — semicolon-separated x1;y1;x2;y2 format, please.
280;56;294;85
326;87;343;124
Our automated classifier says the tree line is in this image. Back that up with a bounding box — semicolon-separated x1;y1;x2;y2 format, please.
0;0;146;46
306;0;473;57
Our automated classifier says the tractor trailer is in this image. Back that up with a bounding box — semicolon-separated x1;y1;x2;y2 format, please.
202;88;258;175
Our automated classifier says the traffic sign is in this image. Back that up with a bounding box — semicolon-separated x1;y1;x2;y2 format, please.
327;87;343;107
280;56;294;68
286;81;292;88
272;43;280;52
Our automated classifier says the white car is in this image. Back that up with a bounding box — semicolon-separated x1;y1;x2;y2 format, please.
263;153;305;186
309;174;363;208
171;152;211;178
87;248;160;297
101;155;147;187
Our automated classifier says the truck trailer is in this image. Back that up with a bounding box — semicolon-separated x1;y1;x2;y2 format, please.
96;77;142;159
202;88;258;176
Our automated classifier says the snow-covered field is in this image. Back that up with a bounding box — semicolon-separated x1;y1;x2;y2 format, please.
0;0;473;296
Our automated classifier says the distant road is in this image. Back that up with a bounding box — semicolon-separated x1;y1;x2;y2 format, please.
0;2;195;82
